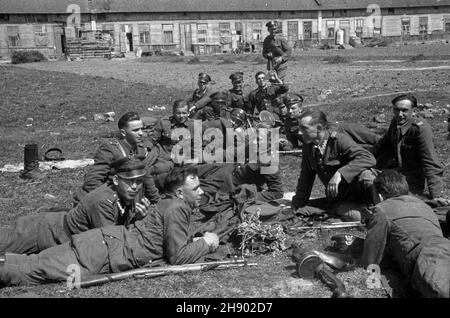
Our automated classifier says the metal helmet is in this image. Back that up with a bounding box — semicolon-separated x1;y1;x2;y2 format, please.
229;108;248;128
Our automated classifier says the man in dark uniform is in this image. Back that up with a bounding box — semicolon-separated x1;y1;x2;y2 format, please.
149;99;201;187
0;167;219;287
373;94;448;205
196;162;283;203
283;93;305;148
262;21;292;82
75;112;160;205
228;72;249;110
247;71;289;116
291;109;378;221
187;73;213;116
362;170;450;298
0;157;153;255
192;91;231;121
284;94;380;152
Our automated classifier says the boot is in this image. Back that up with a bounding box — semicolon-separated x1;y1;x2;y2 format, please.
19;144;44;180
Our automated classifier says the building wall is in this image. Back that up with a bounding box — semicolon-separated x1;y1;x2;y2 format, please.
0;23;59;58
1;6;450;58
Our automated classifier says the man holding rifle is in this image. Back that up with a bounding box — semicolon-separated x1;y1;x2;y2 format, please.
0;167;219;286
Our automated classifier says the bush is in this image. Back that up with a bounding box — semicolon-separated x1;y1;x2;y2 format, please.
11;50;47;64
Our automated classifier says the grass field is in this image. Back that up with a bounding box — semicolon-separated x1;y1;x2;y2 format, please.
0;43;449;298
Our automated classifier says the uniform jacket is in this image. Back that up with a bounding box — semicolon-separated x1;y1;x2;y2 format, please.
247;84;289;115
132;195;210;265
187;86;213;111
228;88;250;110
262;35;292;63
66;184;148;235
361;195;443;278
81;138;160;204
152;116;196;155
373;116;444;198
292;130;376;209
197;163;283;202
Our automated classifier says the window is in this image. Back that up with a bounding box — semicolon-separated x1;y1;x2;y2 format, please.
445;16;450;33
7;26;20;47
401;18;411;35
235;22;242;35
219;22;231;37
162;24;173;43
139;24;150;43
252;22;262;41
326;20;335;38
0;14;9;22
388;8;395;15
197;23;207;43
356;19;364;29
419;17;428;36
34;25;48;46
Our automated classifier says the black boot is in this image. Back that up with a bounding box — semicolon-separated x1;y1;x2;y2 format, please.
19;144;44;180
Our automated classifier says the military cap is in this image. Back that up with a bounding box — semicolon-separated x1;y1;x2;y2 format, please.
111;156;146;179
265;21;277;28
283;93;304;107
210;91;229;103
198;73;211;83
229;71;244;83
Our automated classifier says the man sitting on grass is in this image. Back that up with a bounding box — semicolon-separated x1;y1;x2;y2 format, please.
0;166;218;287
291;109;378;222
74;111;160;205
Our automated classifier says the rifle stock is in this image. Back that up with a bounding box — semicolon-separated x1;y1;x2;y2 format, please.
77;259;256;288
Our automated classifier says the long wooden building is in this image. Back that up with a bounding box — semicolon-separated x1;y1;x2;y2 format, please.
1;0;450;58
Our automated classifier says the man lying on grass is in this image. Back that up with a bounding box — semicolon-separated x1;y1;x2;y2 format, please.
362;170;450;298
0;166;218;287
0;157;154;255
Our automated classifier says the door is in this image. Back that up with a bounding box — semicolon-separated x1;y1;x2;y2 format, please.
303;21;312;40
287;21;298;47
401;19;411;40
127;33;133;51
180;23;192;52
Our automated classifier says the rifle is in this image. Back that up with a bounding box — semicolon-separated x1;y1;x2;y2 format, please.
290;221;363;231
77;259;257;288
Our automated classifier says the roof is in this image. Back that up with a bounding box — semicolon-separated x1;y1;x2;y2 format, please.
1;0;450;14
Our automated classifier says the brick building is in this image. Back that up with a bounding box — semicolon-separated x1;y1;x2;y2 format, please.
1;0;450;58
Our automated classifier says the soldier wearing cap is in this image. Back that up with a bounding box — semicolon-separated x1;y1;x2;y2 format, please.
75;111;160;205
247;71;289;116
187;73;213;116
228;72;250;110
283;93;304;148
192;91;231;121
0;167;219;286
262;21;292;81
373;94;448;205
0;157;155;256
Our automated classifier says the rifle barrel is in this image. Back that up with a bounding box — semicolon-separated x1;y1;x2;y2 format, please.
78;260;255;288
